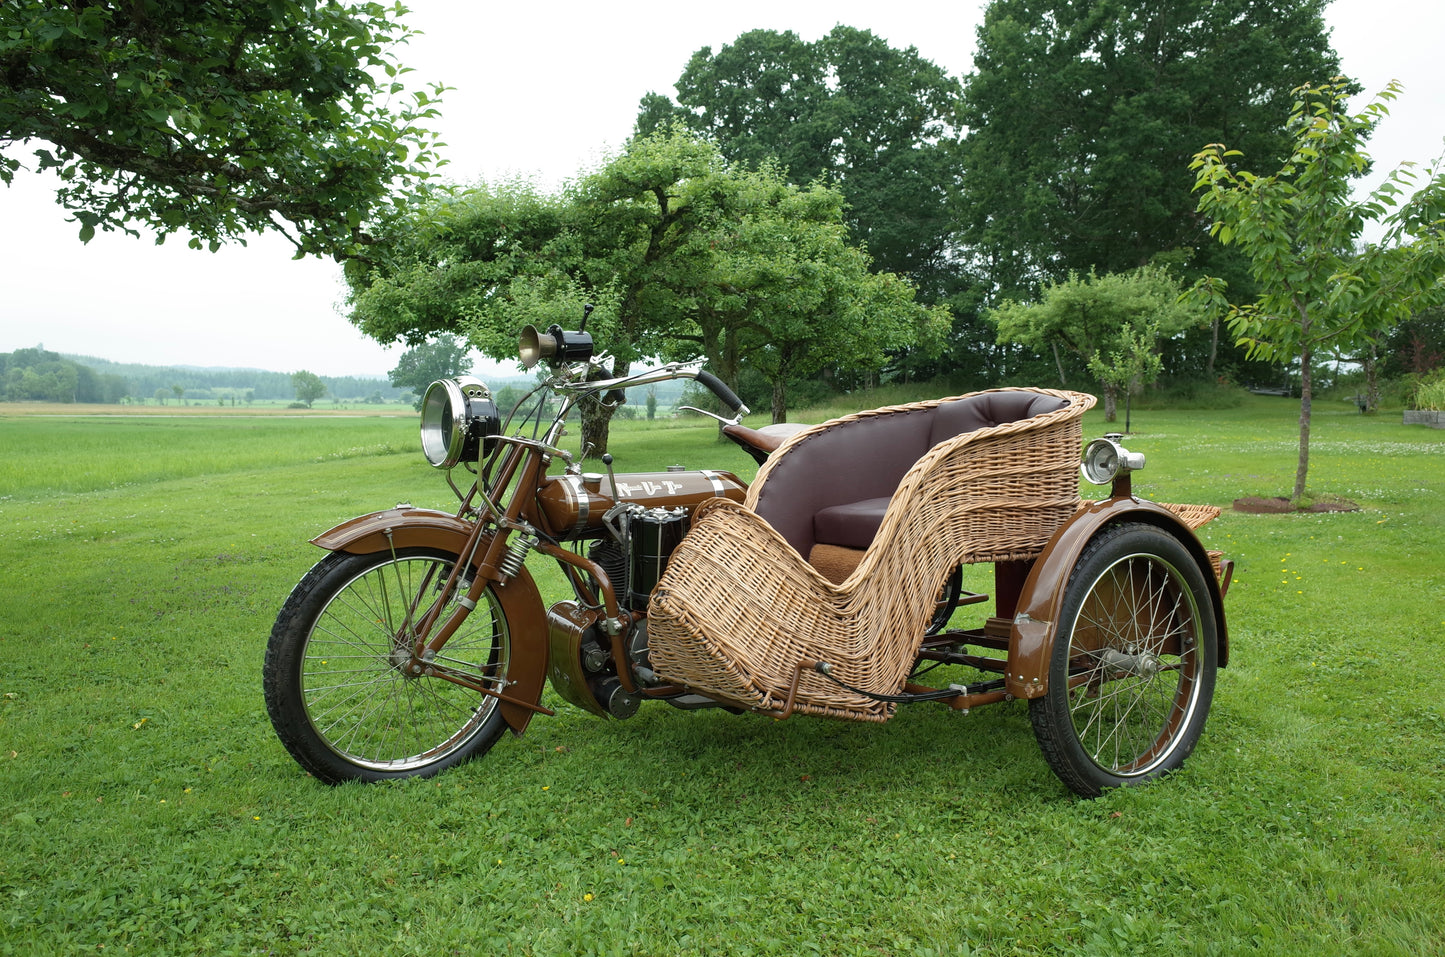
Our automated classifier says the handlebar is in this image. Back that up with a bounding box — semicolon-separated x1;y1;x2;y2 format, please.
554;361;751;421
695;370;747;416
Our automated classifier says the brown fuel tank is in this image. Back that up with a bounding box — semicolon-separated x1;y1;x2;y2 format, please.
535;469;747;540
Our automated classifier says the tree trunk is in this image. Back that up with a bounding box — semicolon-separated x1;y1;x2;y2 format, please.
1364;341;1380;413
579;396;613;459
771;379;788;424
1207;313;1220;380
1052;343;1068;385
1293;344;1312;503
1101;384;1118;422
578;359;628;458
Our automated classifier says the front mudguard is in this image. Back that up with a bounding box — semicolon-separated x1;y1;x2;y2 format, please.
312;507;549;736
1005;498;1229;700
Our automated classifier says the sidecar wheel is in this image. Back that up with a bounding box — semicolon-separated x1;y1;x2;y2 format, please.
264;547;515;784
926;565;964;635
1029;523;1217;797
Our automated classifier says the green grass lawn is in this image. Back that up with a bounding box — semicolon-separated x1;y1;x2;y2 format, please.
1;395;1442;955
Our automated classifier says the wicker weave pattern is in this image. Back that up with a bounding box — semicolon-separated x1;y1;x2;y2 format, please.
647;389;1096;720
1158;501;1222;530
1155;502;1225;581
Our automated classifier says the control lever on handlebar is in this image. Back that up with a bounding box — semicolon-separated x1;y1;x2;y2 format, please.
601;453;619;507
678;370;751;426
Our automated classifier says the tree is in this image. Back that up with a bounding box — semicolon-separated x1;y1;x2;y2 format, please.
1;0;445;257
958;0;1346;296
388;334;471;408
348;128;946;447
637;26;964;293
291;370;326;408
988;266;1204;421
1382;304;1445;379
1191;78;1445;503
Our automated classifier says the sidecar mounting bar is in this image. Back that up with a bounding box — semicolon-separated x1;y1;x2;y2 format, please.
771;660;1011;719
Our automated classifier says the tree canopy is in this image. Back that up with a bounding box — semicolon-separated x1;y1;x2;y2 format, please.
387;334;471;408
958;0;1345;297
347;128;947;445
1;0;445;256
989;265;1203;422
0;346;126;402
637;26;964;293
1191;78;1445;501
291;370;326;408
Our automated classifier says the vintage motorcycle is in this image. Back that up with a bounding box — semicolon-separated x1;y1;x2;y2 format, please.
263;319;1232;797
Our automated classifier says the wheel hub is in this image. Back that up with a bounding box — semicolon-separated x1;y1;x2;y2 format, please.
1101;647;1162;678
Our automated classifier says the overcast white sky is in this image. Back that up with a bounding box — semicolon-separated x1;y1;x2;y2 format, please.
1;0;1441;378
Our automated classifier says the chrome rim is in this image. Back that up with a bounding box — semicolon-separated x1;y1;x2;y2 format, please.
299;555;509;772
1063;551;1204;777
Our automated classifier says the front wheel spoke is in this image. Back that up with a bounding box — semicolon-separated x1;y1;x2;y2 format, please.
311;673;398;748
302;672;397;695
335;672;412;758
310;611;400;658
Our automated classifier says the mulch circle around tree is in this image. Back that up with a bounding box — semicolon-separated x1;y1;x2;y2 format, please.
1232;496;1361;514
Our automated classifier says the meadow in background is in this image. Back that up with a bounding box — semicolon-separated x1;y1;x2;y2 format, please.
1;393;1441;955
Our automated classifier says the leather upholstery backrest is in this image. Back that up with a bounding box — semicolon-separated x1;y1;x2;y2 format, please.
751;391;1071;558
929;391;1068;447
752;407;933;558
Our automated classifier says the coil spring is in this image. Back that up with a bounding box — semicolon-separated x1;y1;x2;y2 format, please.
497;531;539;579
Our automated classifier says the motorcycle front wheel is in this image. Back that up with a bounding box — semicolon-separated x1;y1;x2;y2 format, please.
1029;523;1218;797
263;547;514;784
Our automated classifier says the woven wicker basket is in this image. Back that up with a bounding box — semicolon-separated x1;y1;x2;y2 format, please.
1157;502;1226;581
647;389;1096;721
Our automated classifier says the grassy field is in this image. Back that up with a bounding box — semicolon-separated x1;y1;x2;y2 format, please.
1;394;1442;955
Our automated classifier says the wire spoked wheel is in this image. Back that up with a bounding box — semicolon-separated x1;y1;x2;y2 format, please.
1029;523;1218;797
263;547;513;783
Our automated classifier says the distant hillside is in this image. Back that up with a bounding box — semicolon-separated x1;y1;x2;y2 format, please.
61;353;412;403
1;346;412;404
5;346;705;410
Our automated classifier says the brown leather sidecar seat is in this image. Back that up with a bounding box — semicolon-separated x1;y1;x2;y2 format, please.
646;388;1096;720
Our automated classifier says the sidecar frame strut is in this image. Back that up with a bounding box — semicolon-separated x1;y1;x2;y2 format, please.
772;641;1017;720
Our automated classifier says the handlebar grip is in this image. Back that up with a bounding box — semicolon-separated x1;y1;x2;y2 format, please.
695;370;747;415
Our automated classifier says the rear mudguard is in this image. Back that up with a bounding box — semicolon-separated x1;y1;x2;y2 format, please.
1005;498;1229;700
312;507;549;736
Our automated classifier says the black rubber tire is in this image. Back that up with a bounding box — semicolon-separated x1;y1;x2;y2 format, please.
1029;523;1218;797
926;565;964;635
263;547;514;784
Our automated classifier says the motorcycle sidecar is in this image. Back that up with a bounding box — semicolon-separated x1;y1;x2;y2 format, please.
646;388;1229;796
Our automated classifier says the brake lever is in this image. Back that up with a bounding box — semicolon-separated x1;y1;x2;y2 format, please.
678;405;745;428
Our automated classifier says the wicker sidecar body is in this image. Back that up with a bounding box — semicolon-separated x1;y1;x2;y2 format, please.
648;389;1230;796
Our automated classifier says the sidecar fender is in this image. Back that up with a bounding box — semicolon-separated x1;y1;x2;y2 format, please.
1005;498;1229;700
311;507;549;737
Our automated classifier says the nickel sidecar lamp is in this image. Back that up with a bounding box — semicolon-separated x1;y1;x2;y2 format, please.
519;324;594;370
1081;434;1146;486
419;376;501;469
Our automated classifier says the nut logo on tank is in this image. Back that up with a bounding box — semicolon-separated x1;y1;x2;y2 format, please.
615;480;686;496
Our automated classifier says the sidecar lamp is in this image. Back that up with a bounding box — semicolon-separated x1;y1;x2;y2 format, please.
1080;434;1146;486
519;324;595;370
420;376;500;469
